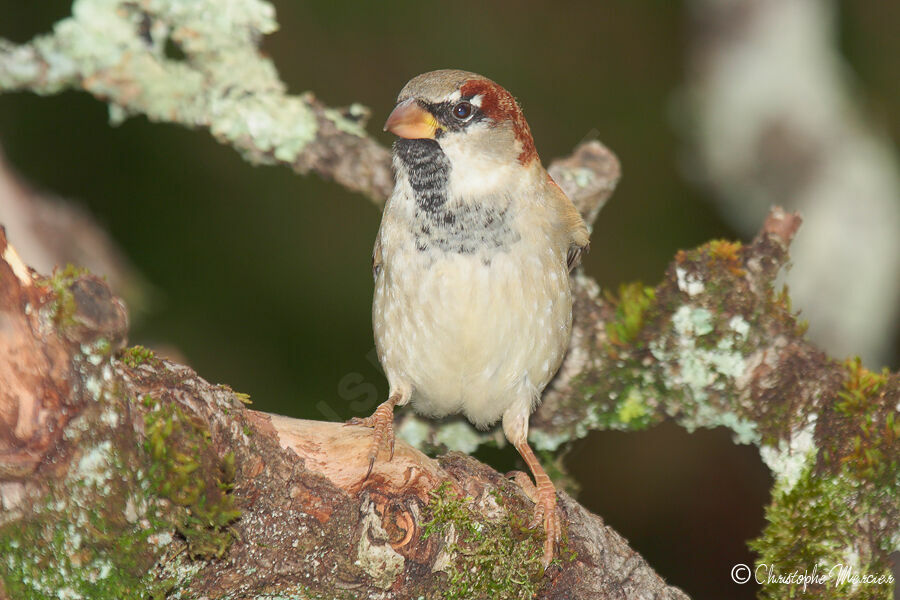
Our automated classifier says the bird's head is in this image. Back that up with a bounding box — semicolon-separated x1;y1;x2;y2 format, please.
385;70;540;199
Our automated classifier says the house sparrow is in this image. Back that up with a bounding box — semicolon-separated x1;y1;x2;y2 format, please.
349;69;589;568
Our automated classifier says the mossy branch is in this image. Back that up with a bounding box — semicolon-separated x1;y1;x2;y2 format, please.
535;209;900;598
0;227;686;599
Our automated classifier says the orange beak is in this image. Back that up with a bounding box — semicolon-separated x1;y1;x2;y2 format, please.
383;99;439;139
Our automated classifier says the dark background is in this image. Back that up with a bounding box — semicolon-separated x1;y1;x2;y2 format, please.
1;2;897;598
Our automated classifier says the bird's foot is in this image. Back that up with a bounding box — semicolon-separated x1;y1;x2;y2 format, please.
345;397;398;479
512;440;561;570
529;479;561;570
508;470;537;501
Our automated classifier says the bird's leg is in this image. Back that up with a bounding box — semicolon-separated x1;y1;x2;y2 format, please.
345;393;401;479
514;439;560;569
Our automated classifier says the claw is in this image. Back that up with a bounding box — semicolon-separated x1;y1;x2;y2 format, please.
346;395;400;480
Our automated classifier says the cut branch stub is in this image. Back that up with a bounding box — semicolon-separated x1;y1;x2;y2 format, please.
267;414;450;565
548;139;622;229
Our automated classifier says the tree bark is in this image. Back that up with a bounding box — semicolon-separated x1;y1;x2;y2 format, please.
0;226;688;599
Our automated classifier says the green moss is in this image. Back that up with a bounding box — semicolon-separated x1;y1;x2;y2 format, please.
121;345;158;368
752;462;849;578
751;462;895;600
220;385;252;405
0;509;149;600
605;282;656;349
422;482;546;600
596;380;659;432
824;358;897;485
705;239;745;276
562;361;665;440
35;263;88;328
143;396;241;559
0;424;167;599
617;388;650;424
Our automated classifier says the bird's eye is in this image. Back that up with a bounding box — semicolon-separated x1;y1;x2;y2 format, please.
452;101;473;120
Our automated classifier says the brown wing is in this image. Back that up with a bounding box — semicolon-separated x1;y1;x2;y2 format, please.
567;242;590;272
372;236;383;281
547;176;590;272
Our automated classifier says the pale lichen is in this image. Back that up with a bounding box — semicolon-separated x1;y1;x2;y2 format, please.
675;266;705;297
397;414;496;454
434;420;490;455
0;416;158;599
2;0;324;166
759;417;818;493
354;500;404;590
530;403;603;452
395;415;432;449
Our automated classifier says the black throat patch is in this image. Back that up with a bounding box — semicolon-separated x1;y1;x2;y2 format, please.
393;138;519;256
394;138;449;213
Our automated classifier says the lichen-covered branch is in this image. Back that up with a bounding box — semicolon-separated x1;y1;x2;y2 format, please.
0;0;393;203
0;0;616;216
0;227;687;599
535;208;900;599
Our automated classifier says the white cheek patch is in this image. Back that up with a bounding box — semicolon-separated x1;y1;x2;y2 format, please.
440;133;519;198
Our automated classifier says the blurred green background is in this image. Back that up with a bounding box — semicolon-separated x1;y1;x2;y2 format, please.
0;1;897;598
